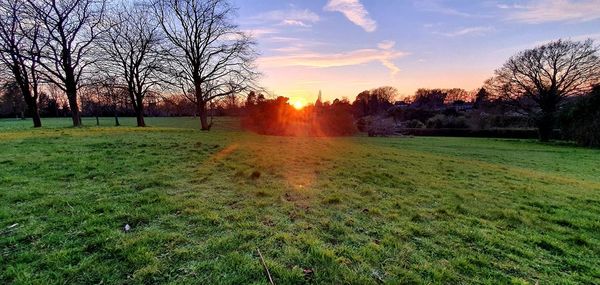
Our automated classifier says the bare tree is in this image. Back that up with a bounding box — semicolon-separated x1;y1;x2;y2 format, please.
370;86;398;103
154;0;258;130
97;1;163;127
0;0;43;127
487;39;600;141
353;86;397;116
99;75;125;127
26;0;107;127
445;88;470;104
84;74;125;126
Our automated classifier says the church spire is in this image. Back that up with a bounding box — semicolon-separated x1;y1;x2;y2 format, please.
315;90;323;108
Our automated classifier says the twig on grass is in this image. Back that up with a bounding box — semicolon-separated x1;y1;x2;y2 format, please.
0;223;19;235
257;247;275;285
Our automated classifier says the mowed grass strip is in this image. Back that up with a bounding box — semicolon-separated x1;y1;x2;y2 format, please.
1;117;599;284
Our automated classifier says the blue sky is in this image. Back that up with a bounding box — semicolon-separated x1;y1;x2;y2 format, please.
232;0;600;101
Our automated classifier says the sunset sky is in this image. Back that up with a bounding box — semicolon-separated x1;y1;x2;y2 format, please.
233;0;600;102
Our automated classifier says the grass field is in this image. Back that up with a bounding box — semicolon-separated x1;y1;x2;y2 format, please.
1;117;599;284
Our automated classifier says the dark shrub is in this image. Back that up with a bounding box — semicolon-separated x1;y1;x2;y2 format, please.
466;113;533;130
426;114;468;129
242;96;293;135
367;119;397;137
401;128;549;139
560;86;600;147
311;101;357;136
489;114;532;128
388;107;437;123
355;116;371;132
404;119;425;129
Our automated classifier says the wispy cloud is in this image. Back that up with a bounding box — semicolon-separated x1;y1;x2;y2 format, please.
259;41;407;75
496;3;527;10
415;0;482;18
507;0;600;23
324;0;377;32
242;28;278;38
377;40;396;50
377;41;401;74
280;19;311;27
249;8;320;27
438;26;495;37
265;36;327;53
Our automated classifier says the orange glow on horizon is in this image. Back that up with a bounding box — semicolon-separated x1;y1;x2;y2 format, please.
290;98;307;110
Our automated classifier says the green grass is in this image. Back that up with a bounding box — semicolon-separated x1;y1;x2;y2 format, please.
1;117;599;284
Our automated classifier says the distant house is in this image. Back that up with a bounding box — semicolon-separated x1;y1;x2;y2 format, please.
393;101;410;109
451;101;474;112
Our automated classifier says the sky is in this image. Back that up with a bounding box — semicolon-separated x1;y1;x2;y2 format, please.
233;0;600;102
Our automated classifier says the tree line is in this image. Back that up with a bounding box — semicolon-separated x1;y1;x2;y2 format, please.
240;39;599;146
241;92;356;136
355;40;600;146
0;0;257;129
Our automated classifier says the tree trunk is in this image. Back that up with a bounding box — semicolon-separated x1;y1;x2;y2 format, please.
66;87;81;127
16;80;41;128
537;92;559;142
136;111;145;127
10;62;40;127
32;108;42;128
132;95;145;127
112;102;120;126
537;111;554;142
26;97;41;128
197;101;211;131
63;58;81;127
135;101;146;127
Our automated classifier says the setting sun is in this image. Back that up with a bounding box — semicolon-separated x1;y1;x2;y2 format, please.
291;98;306;110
